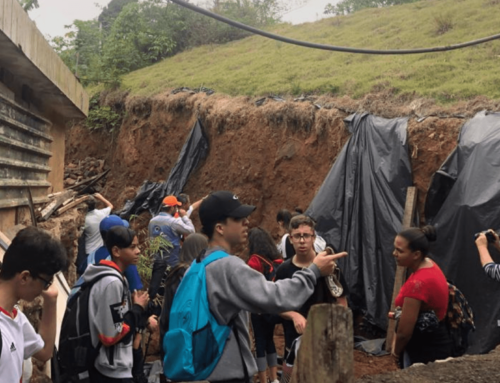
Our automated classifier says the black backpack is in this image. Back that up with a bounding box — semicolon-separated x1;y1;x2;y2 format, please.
57;268;124;382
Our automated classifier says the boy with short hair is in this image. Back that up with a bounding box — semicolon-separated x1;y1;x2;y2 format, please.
83;226;149;382
0;226;68;382
275;214;348;359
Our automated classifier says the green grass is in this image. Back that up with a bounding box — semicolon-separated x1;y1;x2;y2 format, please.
112;0;500;102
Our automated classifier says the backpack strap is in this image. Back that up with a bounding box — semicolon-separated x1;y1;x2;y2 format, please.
201;250;229;266
253;254;274;269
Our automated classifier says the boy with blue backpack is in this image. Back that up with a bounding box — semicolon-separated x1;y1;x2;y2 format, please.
163;190;347;383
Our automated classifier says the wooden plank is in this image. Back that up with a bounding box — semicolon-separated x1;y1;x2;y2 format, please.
55;195;90;216
385;186;418;352
291;304;354;383
26;186;37;227
67;169;110;191
38;190;74;221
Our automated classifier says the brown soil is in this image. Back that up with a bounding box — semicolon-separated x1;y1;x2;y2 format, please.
358;346;500;383
65;90;496;234
354;351;398;379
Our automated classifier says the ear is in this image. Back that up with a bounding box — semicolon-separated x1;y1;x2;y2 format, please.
413;250;423;260
215;222;225;236
111;246;121;259
19;270;31;285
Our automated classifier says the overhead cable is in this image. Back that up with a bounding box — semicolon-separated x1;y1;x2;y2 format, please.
169;0;500;55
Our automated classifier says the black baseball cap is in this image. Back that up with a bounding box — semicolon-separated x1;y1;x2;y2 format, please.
199;191;256;226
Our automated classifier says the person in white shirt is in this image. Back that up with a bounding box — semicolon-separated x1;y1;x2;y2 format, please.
84;193;114;255
0;227;67;382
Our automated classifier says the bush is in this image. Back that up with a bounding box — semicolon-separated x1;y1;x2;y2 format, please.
85;94;123;131
434;13;454;35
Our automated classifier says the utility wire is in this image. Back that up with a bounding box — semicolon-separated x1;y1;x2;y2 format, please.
169;0;500;55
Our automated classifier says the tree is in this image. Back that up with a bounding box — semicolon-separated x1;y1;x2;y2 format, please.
324;0;419;15
51;20;106;85
102;2;176;77
98;0;138;33
19;0;39;11
50;0;287;87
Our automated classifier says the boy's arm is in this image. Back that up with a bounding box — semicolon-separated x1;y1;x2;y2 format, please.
32;283;58;362
94;282;148;347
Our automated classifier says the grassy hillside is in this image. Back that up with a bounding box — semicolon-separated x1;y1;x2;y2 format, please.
115;0;500;102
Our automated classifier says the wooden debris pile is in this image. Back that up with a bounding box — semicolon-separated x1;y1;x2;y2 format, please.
31;158;111;222
64;157;108;190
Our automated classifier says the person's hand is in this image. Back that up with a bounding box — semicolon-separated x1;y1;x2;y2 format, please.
313;251;348;277
178;208;187;217
148;315;159;332
132;290;149;309
292;313;307;334
475;233;488;248
489;229;500;250
41;281;59;303
93;192;103;199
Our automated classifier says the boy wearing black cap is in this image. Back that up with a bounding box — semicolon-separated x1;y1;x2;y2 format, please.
191;190;347;383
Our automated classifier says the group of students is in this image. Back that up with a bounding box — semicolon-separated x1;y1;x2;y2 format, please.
1;189;498;383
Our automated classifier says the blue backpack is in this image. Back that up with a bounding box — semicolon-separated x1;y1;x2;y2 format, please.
163;250;231;381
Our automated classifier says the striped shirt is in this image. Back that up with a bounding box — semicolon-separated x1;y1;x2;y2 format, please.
484;262;500;281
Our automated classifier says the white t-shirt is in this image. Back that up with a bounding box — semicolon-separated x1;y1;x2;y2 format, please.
0;307;44;383
84;207;112;254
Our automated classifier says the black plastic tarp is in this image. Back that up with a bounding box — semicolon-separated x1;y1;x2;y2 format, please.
120;119;209;219
306;113;413;329
425;111;500;354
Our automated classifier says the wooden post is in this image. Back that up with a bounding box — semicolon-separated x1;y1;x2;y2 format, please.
385;187;418;352
291;304;354;383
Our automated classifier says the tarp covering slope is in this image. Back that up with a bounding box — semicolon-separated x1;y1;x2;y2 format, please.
120;119;209;219
306;113;413;329
425;111;500;354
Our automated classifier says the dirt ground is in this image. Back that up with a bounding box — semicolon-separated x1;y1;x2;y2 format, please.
358;346;500;383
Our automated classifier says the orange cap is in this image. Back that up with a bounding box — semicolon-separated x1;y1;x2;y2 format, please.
163;195;182;207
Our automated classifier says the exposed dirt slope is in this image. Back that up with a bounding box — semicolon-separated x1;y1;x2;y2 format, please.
66;90;500;234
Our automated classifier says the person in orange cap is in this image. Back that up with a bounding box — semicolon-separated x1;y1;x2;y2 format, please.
149;195;195;267
147;195;196;314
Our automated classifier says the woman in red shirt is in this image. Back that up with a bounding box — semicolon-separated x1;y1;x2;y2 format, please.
391;225;452;368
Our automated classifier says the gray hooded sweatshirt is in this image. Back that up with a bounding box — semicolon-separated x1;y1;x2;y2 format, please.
201;248;321;382
84;261;143;379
